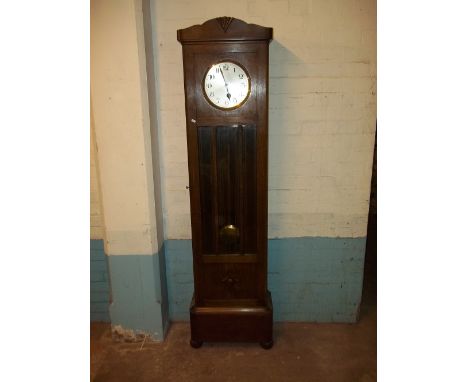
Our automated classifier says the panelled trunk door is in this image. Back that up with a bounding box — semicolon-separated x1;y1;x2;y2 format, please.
198;125;257;255
197;124;259;302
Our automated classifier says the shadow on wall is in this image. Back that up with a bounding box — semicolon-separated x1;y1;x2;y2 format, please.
268;41;305;237
268;39;303;137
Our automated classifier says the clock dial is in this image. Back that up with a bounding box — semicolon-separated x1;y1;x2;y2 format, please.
203;61;250;110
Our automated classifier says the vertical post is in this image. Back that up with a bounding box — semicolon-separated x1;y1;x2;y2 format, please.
91;0;168;341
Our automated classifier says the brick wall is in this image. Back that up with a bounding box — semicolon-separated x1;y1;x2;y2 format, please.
151;0;377;240
89;0;376;324
90;239;110;322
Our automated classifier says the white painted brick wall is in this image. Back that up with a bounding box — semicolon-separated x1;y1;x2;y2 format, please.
151;0;376;239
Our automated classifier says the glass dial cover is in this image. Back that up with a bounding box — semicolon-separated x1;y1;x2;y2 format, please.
203;61;250;110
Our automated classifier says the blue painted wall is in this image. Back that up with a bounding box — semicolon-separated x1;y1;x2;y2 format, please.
268;237;366;322
106;247;170;341
90;239;110;322
165;237;366;323
165;240;194;320
91;237;367;325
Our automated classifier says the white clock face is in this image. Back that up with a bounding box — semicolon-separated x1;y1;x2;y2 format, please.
203;61;250;110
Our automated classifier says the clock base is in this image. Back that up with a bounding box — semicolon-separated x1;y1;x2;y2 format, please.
189;291;273;348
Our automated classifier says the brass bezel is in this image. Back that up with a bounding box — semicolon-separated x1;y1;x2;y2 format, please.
202;60;251;111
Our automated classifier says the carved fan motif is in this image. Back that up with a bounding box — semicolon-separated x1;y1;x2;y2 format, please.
217;17;233;32
221;274;240;294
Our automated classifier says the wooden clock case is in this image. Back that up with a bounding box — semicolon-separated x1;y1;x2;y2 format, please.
177;17;273;349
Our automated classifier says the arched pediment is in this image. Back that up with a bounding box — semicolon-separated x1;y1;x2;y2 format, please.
177;17;273;44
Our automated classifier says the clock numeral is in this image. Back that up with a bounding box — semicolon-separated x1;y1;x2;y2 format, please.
233;98;238;103
222;64;229;70
209;92;214;97
215;68;220;73
233;67;236;72
209;74;215;80
207;83;213;88
239;74;244;79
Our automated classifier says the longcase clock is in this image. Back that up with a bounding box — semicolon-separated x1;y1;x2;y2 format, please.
177;17;273;349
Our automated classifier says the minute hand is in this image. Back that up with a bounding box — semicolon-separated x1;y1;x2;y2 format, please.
219;67;231;100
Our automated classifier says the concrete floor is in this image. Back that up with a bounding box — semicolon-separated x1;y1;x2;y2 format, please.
91;215;376;382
